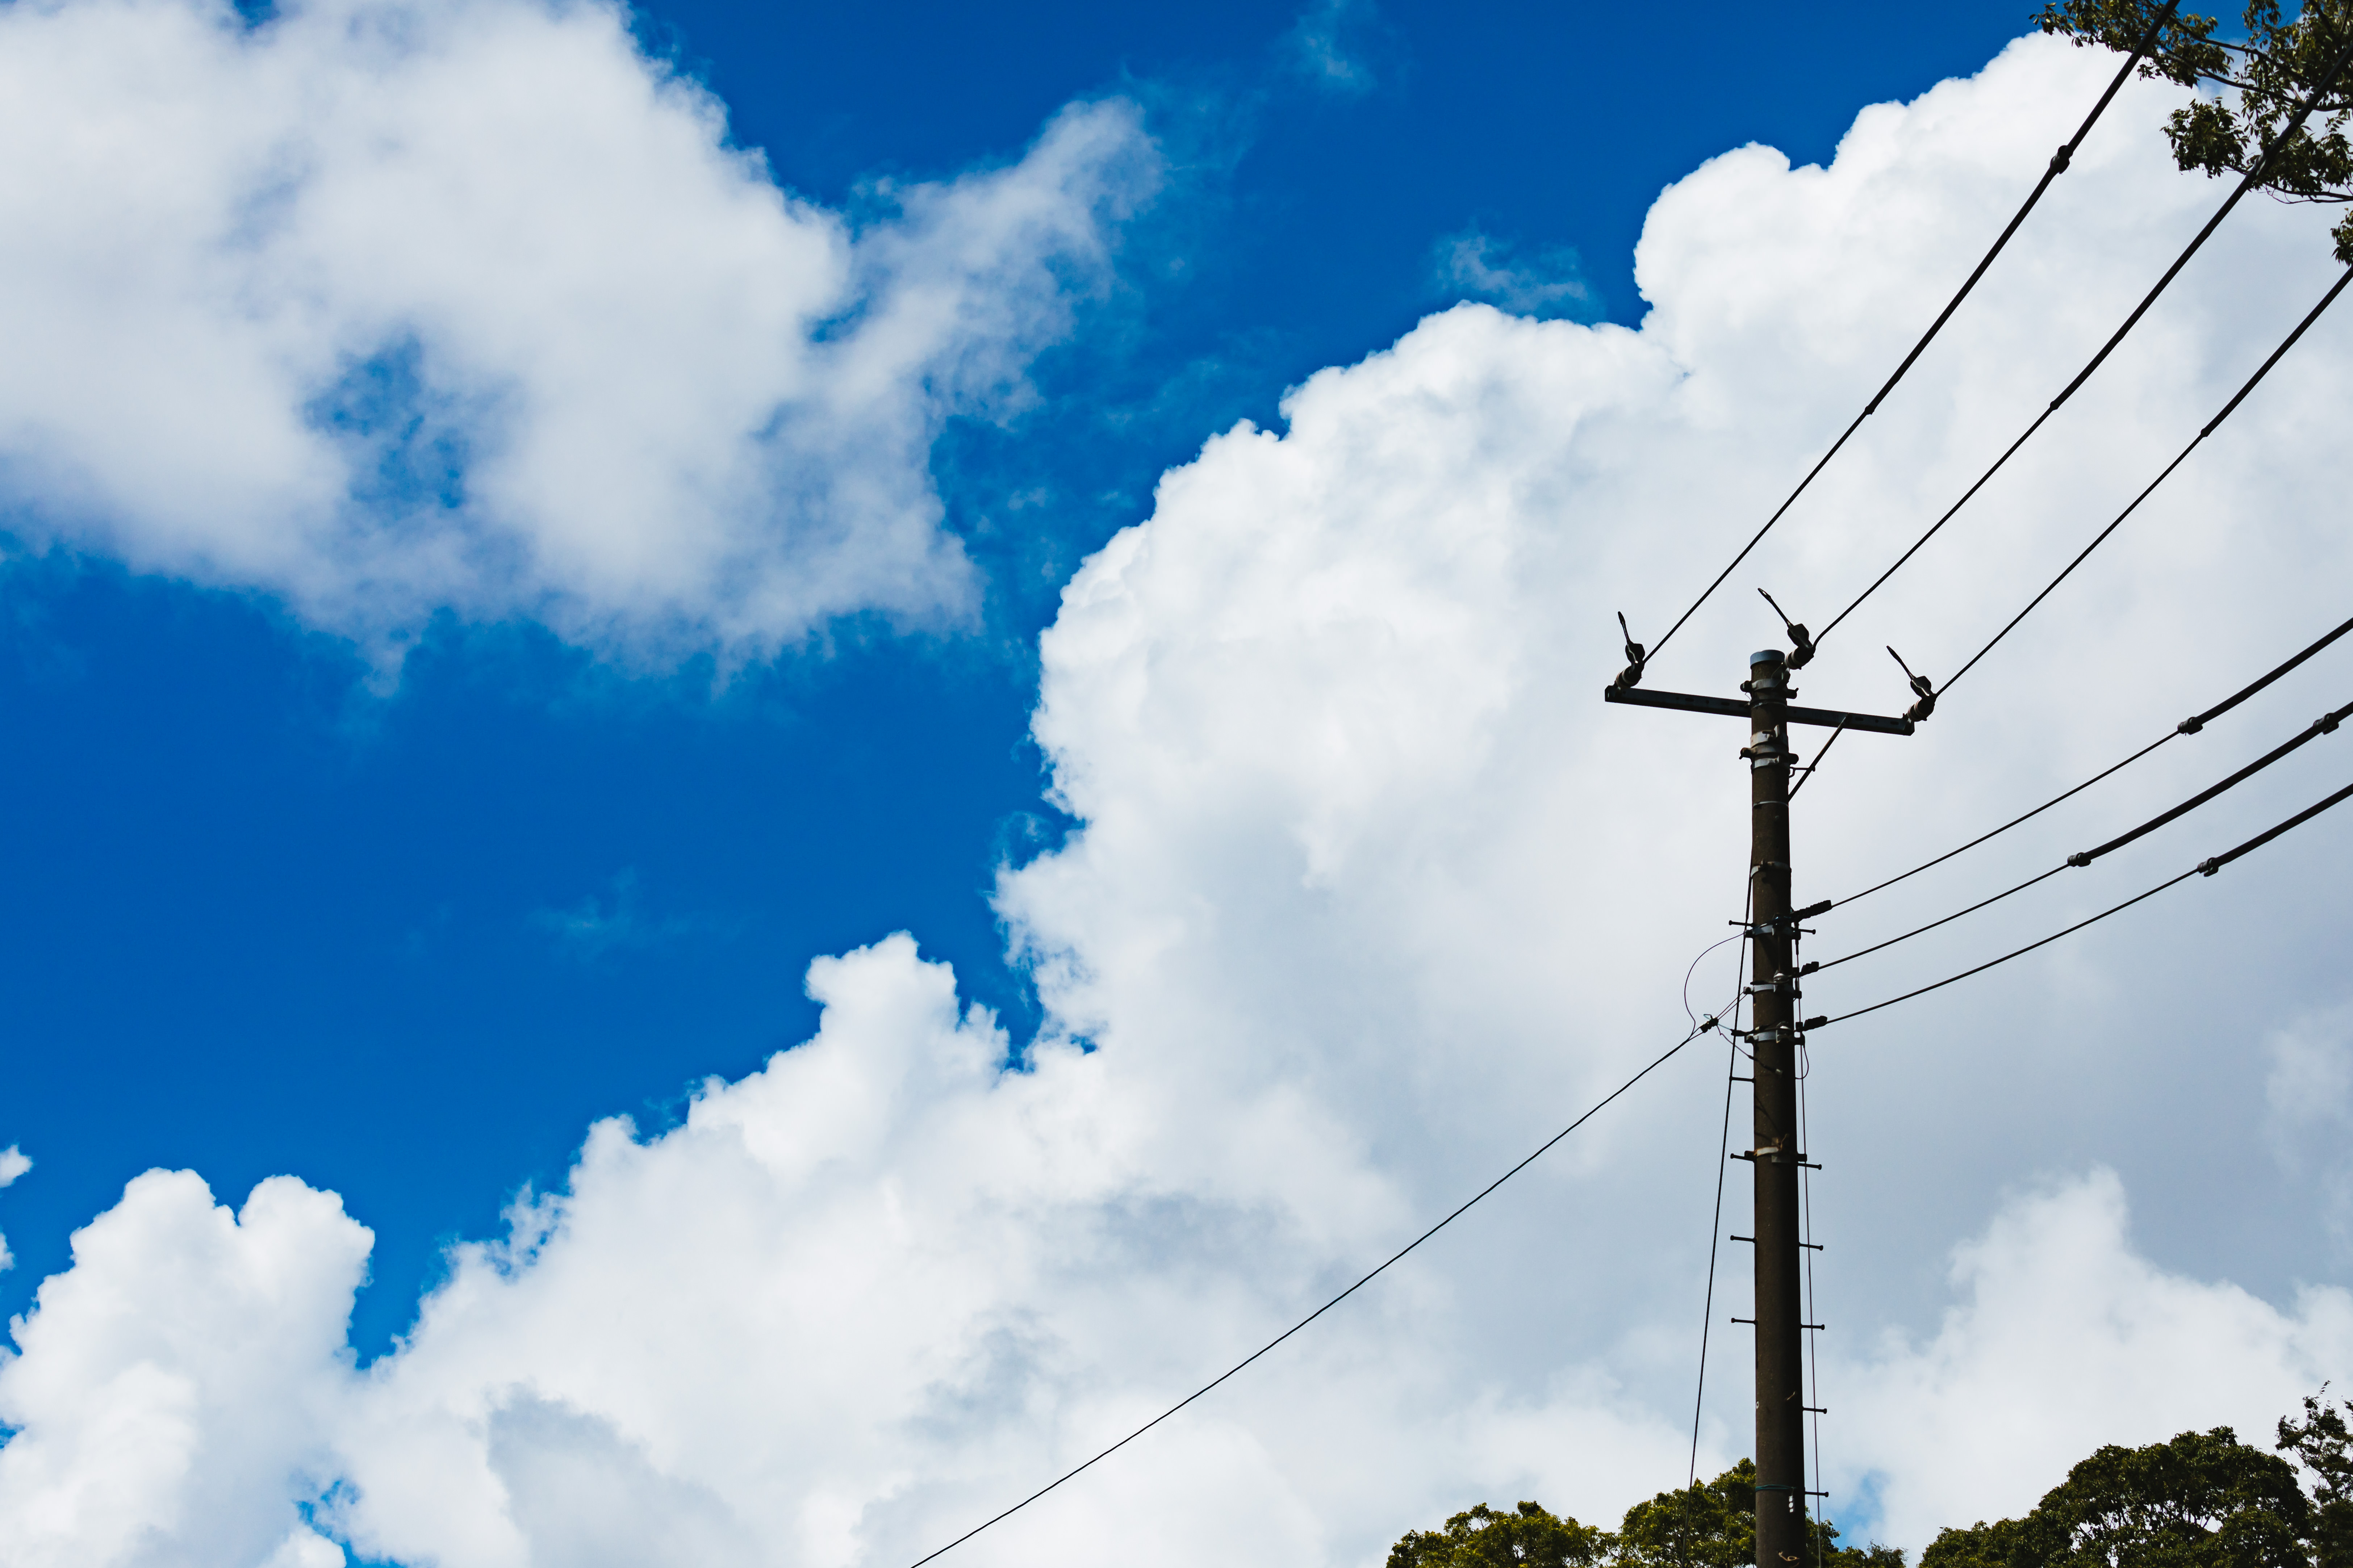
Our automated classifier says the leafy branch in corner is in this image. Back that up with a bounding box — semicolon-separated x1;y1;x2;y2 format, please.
2036;0;2353;260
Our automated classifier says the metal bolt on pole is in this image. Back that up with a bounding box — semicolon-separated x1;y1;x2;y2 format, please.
1746;647;1807;1568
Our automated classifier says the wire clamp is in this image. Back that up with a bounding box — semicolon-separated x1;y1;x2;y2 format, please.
2198;856;2222;877
1609;611;1646;691
1759;589;1817;669
1887;645;1938;723
2067;851;2091;868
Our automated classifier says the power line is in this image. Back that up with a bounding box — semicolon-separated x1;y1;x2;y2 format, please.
903;1018;1715;1568
1688;896;1753;1489
1826;609;2353;911
1812;864;2068;974
1810;776;2353;1031
1811;693;2351;971
1813;35;2353;650
2070;697;2353;861
1621;5;2179;681
1937;264;2353;697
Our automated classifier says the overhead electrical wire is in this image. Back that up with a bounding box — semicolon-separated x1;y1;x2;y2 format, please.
1809;776;2353;1032
1811;33;2353;650
1809;693;2352;971
903;1015;1718;1568
1827;609;2353;911
1624;4;2180;678
1933;265;2353;698
1687;893;1753;1489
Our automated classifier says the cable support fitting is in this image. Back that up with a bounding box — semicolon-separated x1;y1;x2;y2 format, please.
1758;589;1816;670
1731;1150;1822;1169
1887;645;1938;724
1609;611;1646;692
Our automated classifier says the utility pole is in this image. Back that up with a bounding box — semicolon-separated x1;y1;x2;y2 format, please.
1603;635;1913;1568
1743;648;1806;1568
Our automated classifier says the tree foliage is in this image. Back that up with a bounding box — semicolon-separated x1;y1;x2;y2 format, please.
1388;1501;1612;1568
1393;1395;2353;1568
1920;1426;2309;1568
2034;0;2353;261
1389;1463;1900;1568
2278;1390;2353;1568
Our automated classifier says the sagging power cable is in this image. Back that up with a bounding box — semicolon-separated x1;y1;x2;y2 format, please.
1935;263;2353;699
904;1018;1716;1567
1829;608;2353;911
1809;776;2353;1031
1813;34;2353;651
1616;5;2179;685
1811;693;2353;971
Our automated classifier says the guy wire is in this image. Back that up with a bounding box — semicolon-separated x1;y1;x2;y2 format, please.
904;1016;1717;1566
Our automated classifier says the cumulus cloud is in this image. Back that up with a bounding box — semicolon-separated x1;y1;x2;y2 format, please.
0;0;1157;663
1834;1171;2353;1546
9;30;2353;1566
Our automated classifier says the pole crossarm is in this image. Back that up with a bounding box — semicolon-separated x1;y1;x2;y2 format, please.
1602;685;1915;736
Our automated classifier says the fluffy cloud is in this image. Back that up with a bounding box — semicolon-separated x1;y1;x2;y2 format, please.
0;0;1155;661
1835;1171;2353;1548
9;30;2353;1567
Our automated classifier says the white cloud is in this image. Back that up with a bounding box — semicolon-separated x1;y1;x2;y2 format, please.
0;1173;369;1568
0;0;1157;663
9;30;2353;1567
1833;1171;2353;1547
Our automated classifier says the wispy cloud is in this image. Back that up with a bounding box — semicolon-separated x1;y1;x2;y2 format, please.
531;871;695;961
1431;229;1598;319
1285;0;1380;96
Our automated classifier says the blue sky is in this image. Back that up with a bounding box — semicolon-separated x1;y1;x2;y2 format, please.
9;1;2353;1561
0;0;2033;1357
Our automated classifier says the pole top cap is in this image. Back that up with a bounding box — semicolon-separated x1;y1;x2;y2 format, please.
1750;649;1786;668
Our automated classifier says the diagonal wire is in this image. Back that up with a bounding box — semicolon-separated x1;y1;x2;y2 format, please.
1829;609;2353;911
1635;4;2179;670
1812;864;2069;973
905;1018;1714;1567
1813;776;2353;1031
1814;36;2353;647
1938;264;2353;695
1689;889;1753;1488
1814;695;2352;968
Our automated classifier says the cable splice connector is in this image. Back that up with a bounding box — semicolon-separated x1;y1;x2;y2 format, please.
1887;645;1938;723
1610;611;1646;691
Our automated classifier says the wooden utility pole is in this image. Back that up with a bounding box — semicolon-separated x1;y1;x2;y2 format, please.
1603;639;1912;1568
1743;647;1807;1568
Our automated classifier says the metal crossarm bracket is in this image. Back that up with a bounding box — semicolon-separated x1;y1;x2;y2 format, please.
1602;684;1914;735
